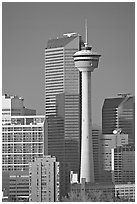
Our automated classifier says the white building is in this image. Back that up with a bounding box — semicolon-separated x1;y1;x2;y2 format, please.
29;155;60;202
100;133;128;172
2;115;45;171
2;94;36;118
99;133;128;183
115;183;135;201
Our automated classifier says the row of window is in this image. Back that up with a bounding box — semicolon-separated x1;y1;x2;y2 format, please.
3;127;43;131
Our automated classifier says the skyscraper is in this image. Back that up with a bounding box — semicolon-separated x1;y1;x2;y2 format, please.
45;115;66;197
29;155;60;202
99;133;128;183
45;33;82;174
2;115;45;172
92;125;102;182
45;33;81;137
102;95;135;143
111;144;135;184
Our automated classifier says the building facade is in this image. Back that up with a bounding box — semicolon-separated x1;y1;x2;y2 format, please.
45;34;83;175
65;138;80;174
115;183;135;201
102;96;135;143
45;116;66;197
99;133;128;182
8;171;29;202
2;94;36;118
92;125;102;182
29;155;60;202
70;178;115;201
2;115;45;171
112;144;135;184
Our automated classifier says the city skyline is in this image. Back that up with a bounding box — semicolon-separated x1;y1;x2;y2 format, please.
2;2;135;125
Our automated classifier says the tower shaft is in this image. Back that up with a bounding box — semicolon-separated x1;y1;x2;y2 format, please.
80;71;94;183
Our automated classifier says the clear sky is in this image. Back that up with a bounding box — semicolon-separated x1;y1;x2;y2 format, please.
2;2;135;125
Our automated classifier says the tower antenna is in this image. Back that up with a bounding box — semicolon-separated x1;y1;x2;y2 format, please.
85;19;88;47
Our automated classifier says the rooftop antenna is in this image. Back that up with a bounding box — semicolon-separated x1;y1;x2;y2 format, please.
117;93;131;98
84;19;88;48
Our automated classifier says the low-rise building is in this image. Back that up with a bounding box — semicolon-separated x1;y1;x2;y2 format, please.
8;171;29;202
115;183;135;201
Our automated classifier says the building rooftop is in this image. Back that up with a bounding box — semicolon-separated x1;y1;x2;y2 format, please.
103;96;134;109
3;94;24;100
46;35;78;49
115;143;135;151
103;97;125;109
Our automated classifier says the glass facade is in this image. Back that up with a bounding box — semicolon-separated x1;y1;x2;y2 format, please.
102;96;135;143
113;144;135;184
45;35;82;175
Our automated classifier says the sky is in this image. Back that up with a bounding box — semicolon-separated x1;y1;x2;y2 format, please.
2;2;135;125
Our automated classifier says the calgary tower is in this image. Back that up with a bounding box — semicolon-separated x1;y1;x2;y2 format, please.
73;20;101;183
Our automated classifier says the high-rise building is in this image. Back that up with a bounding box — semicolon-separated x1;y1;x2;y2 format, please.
29;155;60;202
2;94;36;118
99;133;128;183
2;115;45;172
92;125;102;182
45;116;65;163
45;116;66;197
45;34;83;175
2;94;44;200
65;138;80;174
111;144;135;184
45;34;81;122
102;95;135;143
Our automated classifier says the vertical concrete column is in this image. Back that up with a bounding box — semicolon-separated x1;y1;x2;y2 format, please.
80;71;94;183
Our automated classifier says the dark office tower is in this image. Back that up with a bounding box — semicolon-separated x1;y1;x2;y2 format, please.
45;33;83;174
112;144;135;184
65;139;80;174
45;116;65;163
92;125;102;182
45;116;65;198
102;95;135;143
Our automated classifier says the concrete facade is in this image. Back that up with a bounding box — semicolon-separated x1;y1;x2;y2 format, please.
2;115;45;171
115;183;135;201
99;133;128;182
29;155;60;202
2;94;36;118
9;171;29;202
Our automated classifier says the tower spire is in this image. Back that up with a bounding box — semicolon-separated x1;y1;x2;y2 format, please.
85;19;88;47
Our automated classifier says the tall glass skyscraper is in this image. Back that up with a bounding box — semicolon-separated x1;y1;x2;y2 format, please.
45;34;83;175
102;95;135;143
